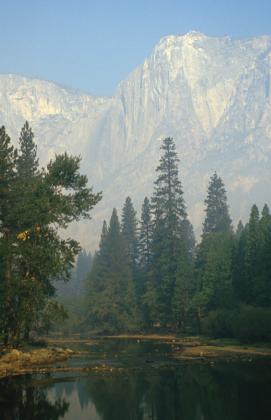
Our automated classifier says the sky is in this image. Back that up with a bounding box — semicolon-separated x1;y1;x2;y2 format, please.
1;0;271;96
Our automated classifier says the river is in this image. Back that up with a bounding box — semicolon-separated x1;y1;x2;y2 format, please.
0;338;270;419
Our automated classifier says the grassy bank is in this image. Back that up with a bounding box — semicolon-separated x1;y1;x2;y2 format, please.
0;347;75;379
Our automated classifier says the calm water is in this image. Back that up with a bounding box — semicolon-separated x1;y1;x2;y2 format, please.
0;338;271;420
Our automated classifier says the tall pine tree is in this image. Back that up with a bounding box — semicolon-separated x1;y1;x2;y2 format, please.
148;137;187;326
194;173;234;328
172;220;196;331
0;123;101;344
121;197;139;269
203;172;232;235
138;197;152;270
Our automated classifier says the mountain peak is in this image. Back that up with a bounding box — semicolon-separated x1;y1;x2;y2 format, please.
183;30;207;38
158;31;207;45
0;33;270;250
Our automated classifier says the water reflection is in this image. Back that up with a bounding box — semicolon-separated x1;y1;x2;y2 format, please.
0;340;271;420
0;375;69;420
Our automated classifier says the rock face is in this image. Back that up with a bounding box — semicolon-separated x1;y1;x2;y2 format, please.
1;31;271;248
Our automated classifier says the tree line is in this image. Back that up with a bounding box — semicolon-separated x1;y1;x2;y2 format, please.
0;122;101;345
86;137;271;341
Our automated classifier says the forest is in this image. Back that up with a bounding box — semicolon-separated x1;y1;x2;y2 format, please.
85;137;271;342
1;125;270;345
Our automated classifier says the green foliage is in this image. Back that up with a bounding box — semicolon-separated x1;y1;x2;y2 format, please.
34;299;68;335
0;122;101;344
121;196;139;267
193;232;235;329
147;137;187;327
201;309;236;338
232;305;271;342
233;204;271;308
86;209;137;333
203;172;232;235
172;221;196;332
201;305;271;343
84;138;271;343
2;123;268;343
138;197;152;270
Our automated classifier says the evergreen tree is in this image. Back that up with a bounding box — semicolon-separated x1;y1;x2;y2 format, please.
244;204;260;304
0;127;17;342
0;124;101;344
232;221;248;302
138;197;153;327
76;250;92;287
256;204;271;306
236;220;244;238
203;172;232;235
148;137;187;326
138;197;152;270
193;233;235;325
16;121;38;178
194;174;234;329
86;209;137;332
233;204;271;308
172;220;196;331
0;126;16;225
121;196;139;270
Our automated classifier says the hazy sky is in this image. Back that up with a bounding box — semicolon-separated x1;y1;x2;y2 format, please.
1;0;270;96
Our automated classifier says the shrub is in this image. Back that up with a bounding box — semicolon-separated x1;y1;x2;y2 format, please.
232;305;271;342
201;309;236;338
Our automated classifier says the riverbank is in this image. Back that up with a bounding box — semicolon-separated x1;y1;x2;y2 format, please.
0;347;75;379
1;335;271;379
172;338;271;361
47;334;271;360
114;336;271;360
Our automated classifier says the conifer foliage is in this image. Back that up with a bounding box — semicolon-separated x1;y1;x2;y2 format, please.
86;209;137;332
149;137;188;326
138;197;152;270
0;122;101;345
203;172;232;235
86;138;271;341
2;126;269;343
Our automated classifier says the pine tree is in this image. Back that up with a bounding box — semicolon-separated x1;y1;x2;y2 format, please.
0;124;101;344
236;220;244;238
148;137;187;327
232;221;248;303
138;197;152;270
172;220;196;331
86;209;137;332
74;250;92;294
194;173;234;328
121;197;139;269
203;172;232;235
16;121;39;178
138;197;153;327
0;126;16;230
256;204;271;306
193;233;234;322
0;126;17;343
245;204;260;304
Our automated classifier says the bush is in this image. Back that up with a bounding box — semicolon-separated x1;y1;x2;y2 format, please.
232;305;271;343
201;306;271;342
201;309;236;338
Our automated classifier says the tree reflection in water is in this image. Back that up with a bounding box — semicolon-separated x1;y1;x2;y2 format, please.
0;375;69;420
0;350;271;420
83;363;271;420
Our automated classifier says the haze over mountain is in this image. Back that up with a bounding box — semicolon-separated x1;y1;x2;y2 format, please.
1;31;271;249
